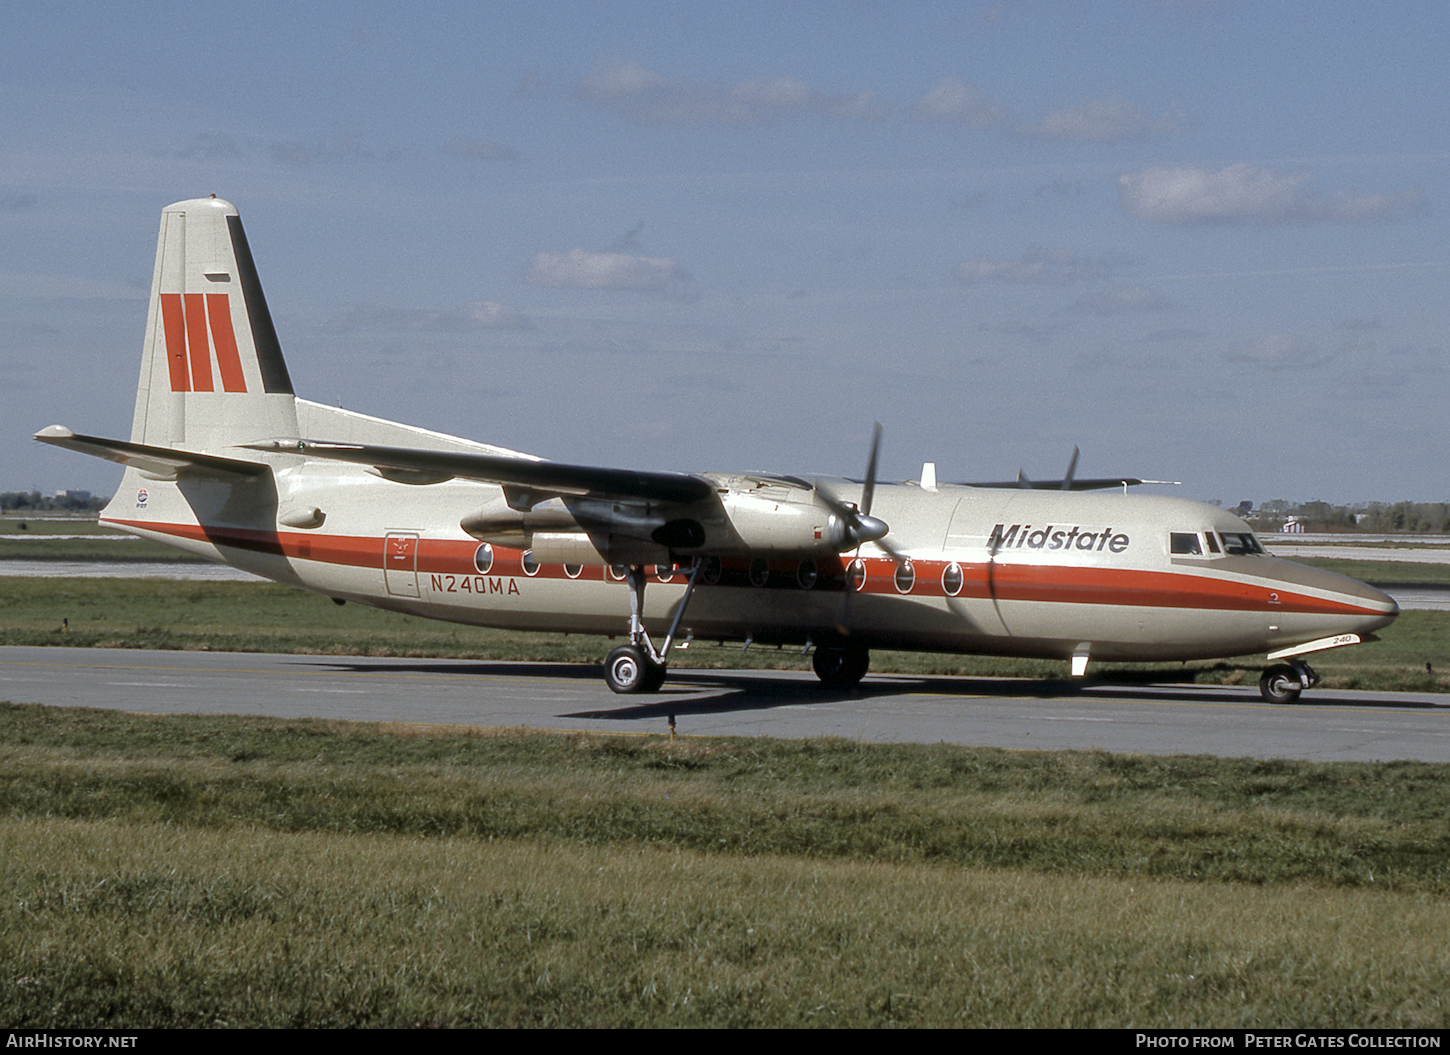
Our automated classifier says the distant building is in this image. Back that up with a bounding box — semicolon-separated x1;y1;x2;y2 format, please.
1281;518;1306;533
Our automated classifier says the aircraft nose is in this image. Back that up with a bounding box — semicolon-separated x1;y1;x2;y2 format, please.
1345;577;1398;625
1310;564;1399;633
1364;582;1399;628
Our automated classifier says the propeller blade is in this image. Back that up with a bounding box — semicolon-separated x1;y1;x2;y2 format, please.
828;421;891;637
860;422;882;516
1060;445;1080;491
815;421;891;553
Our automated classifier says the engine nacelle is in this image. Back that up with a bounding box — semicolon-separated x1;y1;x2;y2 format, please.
462;489;873;564
718;495;849;555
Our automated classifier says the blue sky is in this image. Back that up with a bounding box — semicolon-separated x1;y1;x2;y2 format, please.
3;0;1446;506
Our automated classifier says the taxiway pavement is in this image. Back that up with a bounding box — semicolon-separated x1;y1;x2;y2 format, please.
2;646;1446;763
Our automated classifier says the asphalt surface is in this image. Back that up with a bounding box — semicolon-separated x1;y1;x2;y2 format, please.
2;646;1446;763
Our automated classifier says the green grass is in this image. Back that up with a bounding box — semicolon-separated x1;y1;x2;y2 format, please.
0;515;199;560
1293;556;1450;585
0;515;108;533
2;704;1449;1027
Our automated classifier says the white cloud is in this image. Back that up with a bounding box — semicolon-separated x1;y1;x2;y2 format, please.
1119;163;1427;226
731;75;813;110
1071;285;1170;315
1021;97;1186;142
321;302;532;334
464;301;531;328
911;77;1007;128
955;247;1120;285
1228;333;1329;369
525;248;691;291
575;60;886;126
266;135;398;166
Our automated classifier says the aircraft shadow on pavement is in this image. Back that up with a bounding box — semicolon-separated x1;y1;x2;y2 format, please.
284;658;1440;717
292;659;605;681
562;672;1256;721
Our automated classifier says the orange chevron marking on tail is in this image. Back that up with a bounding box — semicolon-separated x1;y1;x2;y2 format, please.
183;293;213;391
206;293;247;392
160;293;189;392
161;292;248;394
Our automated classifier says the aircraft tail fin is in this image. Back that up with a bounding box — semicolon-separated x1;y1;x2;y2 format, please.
130;196;298;451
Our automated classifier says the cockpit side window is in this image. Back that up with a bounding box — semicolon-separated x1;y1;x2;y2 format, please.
1170;532;1202;555
1219;532;1263;555
1204;532;1221;554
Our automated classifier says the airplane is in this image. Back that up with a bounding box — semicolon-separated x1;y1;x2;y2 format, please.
37;197;1398;704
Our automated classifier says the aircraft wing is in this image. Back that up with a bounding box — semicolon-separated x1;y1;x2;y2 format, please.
34;426;268;481
244;439;716;506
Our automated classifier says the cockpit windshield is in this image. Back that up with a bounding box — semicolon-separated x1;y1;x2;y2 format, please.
1218;531;1264;555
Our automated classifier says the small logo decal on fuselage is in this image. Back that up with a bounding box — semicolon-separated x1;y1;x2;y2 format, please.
136;488;148;508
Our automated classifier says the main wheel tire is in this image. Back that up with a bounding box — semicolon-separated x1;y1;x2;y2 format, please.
1259;664;1302;704
812;643;870;688
640;657;667;692
605;645;663;694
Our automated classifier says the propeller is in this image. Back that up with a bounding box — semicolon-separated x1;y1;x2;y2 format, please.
816;422;892;552
1060;445;1079;491
816;423;905;636
1017;445;1080;490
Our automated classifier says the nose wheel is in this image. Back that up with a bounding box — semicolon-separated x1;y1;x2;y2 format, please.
1259;659;1319;704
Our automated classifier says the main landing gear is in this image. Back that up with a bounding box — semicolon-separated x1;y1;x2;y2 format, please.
601;561;874;694
604;644;667;693
603;561;703;694
1258;659;1320;704
812;642;870;689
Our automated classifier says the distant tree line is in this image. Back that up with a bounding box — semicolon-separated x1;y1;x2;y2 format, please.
1249;500;1450;534
1;490;109;514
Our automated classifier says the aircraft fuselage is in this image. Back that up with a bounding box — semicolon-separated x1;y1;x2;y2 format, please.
102;460;1395;667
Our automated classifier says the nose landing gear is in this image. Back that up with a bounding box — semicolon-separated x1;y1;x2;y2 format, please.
1259;659;1320;704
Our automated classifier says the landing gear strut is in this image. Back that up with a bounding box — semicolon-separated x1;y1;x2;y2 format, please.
1259;659;1320;704
604;561;703;694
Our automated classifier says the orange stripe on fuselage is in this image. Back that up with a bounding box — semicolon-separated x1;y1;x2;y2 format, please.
107;519;1385;618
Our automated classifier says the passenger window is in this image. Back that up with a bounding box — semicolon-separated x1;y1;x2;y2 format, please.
1170;532;1202;555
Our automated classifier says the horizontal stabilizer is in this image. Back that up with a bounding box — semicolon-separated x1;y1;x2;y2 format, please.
34;425;267;481
242;439;715;505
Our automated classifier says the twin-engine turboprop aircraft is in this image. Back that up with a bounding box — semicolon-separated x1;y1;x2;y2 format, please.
38;197;1398;702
